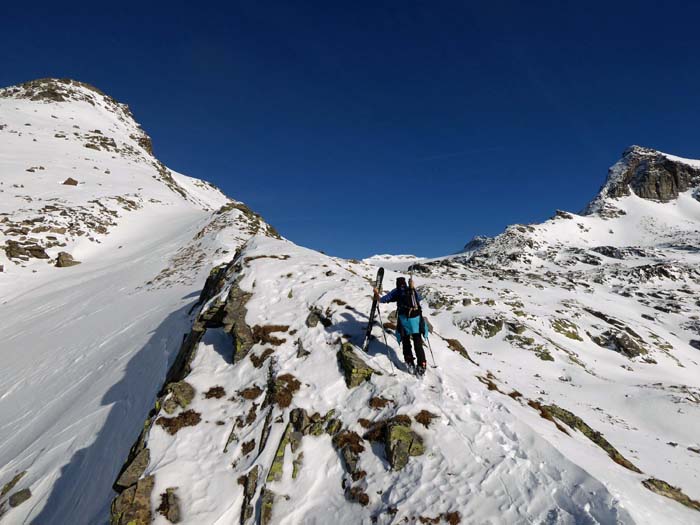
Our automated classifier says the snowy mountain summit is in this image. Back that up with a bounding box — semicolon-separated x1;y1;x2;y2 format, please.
1;80;700;525
585;145;700;216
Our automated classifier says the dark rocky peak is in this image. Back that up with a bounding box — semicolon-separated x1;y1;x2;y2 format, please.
585;145;700;214
0;78;108;103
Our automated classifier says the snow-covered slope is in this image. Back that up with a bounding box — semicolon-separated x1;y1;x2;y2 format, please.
108;147;700;525
2;78;700;525
0;79;279;524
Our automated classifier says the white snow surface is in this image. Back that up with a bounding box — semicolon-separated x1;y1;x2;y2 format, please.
139;224;700;524
0;79;275;523
1;79;700;525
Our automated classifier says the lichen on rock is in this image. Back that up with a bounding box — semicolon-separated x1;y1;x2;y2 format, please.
1;471;26;498
163;381;195;414
470;317;504;338
110;475;154;525
385;418;425;470
114;447;150;491
260;488;276;525
642;478;700;512
551;318;583;341
537;403;641;473
337;342;377;388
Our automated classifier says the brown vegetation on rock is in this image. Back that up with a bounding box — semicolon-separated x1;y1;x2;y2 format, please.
237;385;263;400
414;410;438;428
369;396;393;409
273;374;301;408
156;410;202;435
204;386;226;399
252;324;289;346
250;348;274;368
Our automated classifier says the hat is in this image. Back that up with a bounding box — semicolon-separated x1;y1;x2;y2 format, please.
396;277;407;288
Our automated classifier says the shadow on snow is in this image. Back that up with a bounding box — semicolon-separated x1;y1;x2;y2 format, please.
33;299;198;525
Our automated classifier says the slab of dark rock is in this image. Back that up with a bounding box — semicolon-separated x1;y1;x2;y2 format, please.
8;488;31;508
114;448;150;491
111;475;155;525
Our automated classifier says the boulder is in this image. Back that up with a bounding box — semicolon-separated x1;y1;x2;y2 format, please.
337;343;377;388
538;404;641;473
8;488;31;508
592;330;647;358
332;430;365;475
62;177;79;186
305;310;321;328
163;381;195;413
305;307;331;328
4;240;48;260
156;487;181;523
551;318;583;341
111;475;154;525
295;338;310;358
385;418;424;470
114;448;150;490
55;251;81;267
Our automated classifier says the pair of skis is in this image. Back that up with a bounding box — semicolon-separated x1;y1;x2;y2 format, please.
360;268;398;376
362;267;385;353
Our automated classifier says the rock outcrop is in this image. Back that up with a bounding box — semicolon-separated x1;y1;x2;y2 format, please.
385;417;425;470
111;475;154;525
337;343;377;388
8;488;31;508
586;146;700;213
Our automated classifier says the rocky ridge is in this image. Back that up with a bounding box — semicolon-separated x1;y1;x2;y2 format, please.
0;78;231;273
0;78;269;525
108;145;700;524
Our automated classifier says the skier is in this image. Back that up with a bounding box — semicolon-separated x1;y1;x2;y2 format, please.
374;276;428;375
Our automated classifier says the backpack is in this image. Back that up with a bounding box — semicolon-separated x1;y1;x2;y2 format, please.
396;287;421;318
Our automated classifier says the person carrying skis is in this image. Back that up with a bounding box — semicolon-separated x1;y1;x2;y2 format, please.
374;276;428;375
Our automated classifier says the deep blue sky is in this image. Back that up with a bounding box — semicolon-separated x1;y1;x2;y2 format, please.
2;2;699;258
